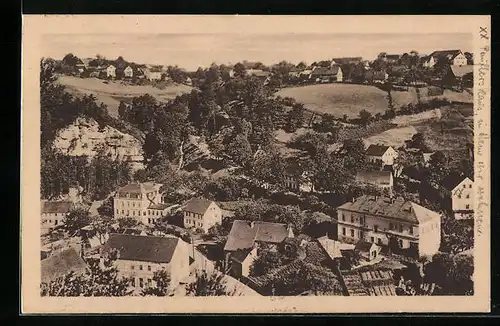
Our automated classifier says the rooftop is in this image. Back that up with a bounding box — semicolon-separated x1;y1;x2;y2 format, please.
337;195;441;224
224;220;290;252
117;182;159;194
450;65;474;78
41;201;73;214
101;234;180;264
441;172;471;191
365;144;391;157
316;236;355;260
41;248;87;283
184;197;215;215
355;240;377;253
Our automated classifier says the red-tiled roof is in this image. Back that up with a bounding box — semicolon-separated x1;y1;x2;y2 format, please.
41;201;73;214
101;234;180;263
41;248;87;283
224;220;289;252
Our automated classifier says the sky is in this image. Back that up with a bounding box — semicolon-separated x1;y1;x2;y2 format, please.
42;33;472;71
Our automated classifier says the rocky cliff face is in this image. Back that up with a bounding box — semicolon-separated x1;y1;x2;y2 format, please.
53;117;144;168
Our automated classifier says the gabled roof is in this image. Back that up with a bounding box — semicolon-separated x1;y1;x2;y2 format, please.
101;234;180;263
355;240;377;253
224;220;290;252
317;236;355;260
41;201;73;214
311;67;340;76
184;197;215;215
117;182;158;194
338;195;441;224
365;144;392;157
356;171;392;186
430;50;462;60
41;248;87;283
441;173;471;191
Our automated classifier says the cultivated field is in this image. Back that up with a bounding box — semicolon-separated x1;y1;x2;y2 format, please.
276;84;473;119
57;76;194;118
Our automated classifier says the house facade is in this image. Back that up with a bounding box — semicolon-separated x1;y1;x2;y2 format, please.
124;66;134;78
441;174;474;219
41;201;74;234
113;182;165;224
336;195;442;258
183;198;222;233
422;50;468;68
365;145;398;168
101;234;190;290
106;65;116;78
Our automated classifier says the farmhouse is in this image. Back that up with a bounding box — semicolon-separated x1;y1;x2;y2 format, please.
224;220;294;277
310;66;343;83
183;198;222;233
336;195;442;258
422;50;468;68
365;145;398;169
113;182;165;224
124;65;134;78
41;201;74;234
101;234;190;289
355;171;393;196
106;65;116;78
440;173;474;220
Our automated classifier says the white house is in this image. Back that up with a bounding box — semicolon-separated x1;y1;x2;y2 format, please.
101;234;190;290
124;66;134;78
440;174;474;220
355;171;393;196
113;182;169;225
336;195;442;258
106;65;116;78
183;198;222;233
365;144;399;168
422;50;468;68
41;201;74;234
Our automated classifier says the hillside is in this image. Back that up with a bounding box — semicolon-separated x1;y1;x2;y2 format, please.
56;76;194;118
276;84;473;119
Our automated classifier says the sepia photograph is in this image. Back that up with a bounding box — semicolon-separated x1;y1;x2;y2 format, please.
21;15;491;313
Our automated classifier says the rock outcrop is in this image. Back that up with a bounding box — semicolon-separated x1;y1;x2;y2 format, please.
53;117;144;168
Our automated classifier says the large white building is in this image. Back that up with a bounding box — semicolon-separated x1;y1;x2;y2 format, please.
101;234;190;290
422;50;468;68
365;145;398;169
183;198;222;233
41;201;74;234
336;195;442;258
114;182;175;225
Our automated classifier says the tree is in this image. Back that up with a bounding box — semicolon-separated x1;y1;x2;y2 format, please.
233;62;247;78
286;103;306;132
97;197;114;217
226;134;253;167
117;217;139;230
185;270;237;296
63;208;92;235
250;146;287;188
40;256;132;297
141;270;171;296
358;109;372;127
250;247;284;276
440;215;474;254
406;132;429;151
427;151;450;185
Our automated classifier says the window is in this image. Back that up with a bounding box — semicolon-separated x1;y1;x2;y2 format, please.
463;184;466;188
377;238;382;245
133;202;135;207
342;214;345;221
140;265;143;271
139;278;144;288
148;279;152;287
351;216;354;223
458;195;461;199
371;236;375;243
116;209;119;214
143;211;146;216
469;184;472;188
374;225;379;232
342;227;346;236
132;211;135;216
398;239;403;248
132;278;136;287
350;229;355;237
148;265;151;271
127;210;129;215
55;220;58;225
121;210;124;214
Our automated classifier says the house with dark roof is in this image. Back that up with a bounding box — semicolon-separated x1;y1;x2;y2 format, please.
101;234;189;289
365;144;398;168
224;220;294;277
365;70;389;84
422;50;468;68
41;201;74;234
356;170;393;196
336;195;442;258
41;248;88;284
282;158;315;193
310;66;343;83
183;198;222;233
440;173;474;220
354;240;380;262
